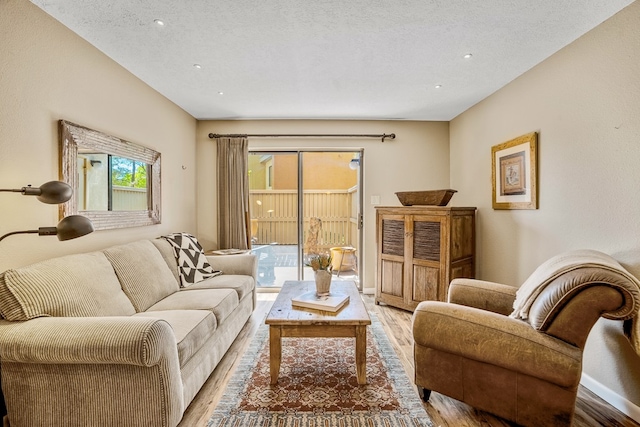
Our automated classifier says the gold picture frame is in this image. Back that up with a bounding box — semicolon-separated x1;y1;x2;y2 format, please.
491;132;538;210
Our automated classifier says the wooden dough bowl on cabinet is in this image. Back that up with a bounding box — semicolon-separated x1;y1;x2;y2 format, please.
375;206;476;312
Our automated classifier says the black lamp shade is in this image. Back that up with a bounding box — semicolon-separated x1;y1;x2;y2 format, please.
53;215;94;241
0;216;94;243
21;181;73;204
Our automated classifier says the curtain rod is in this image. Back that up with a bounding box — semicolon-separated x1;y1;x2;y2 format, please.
208;133;396;142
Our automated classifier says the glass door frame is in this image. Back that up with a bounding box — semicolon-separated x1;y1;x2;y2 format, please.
249;148;364;290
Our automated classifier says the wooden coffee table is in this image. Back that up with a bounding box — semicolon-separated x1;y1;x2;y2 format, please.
265;280;371;385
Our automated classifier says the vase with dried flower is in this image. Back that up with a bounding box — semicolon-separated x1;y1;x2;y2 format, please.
306;253;333;296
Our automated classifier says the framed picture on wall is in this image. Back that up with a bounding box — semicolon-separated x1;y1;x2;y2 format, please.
491;132;538;210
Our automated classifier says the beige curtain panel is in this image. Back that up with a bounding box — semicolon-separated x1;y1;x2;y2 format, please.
216;137;250;250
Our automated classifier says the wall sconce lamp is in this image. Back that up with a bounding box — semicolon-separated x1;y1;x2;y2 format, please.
1;180;94;242
0;180;73;204
349;158;360;170
0;215;94;242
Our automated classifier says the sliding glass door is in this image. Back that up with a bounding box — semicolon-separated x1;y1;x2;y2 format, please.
248;150;362;289
248;152;298;288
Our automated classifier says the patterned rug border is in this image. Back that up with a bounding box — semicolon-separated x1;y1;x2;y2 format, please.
207;312;433;427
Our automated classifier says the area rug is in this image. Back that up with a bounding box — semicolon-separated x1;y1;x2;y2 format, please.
207;313;433;427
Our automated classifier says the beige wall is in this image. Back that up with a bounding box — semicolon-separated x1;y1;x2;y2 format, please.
450;1;640;411
0;0;197;272
196;120;450;289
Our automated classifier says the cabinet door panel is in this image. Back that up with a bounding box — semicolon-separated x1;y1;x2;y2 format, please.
381;259;404;297
382;219;404;256
413;265;439;302
413;220;441;261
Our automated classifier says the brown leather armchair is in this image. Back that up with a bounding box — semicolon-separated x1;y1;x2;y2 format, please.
412;250;640;427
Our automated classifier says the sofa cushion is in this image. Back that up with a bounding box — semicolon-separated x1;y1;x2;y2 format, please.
0;252;136;321
151;238;181;284
161;233;222;287
181;274;254;301
147;289;239;326
134;310;217;367
103;240;179;312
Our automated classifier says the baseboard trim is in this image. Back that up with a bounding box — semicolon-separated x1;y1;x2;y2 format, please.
361;287;375;295
580;373;640;423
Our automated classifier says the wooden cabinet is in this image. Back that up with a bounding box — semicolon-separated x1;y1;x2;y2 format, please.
375;206;476;311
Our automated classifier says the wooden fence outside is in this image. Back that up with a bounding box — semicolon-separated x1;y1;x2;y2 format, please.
112;186;148;211
250;189;358;253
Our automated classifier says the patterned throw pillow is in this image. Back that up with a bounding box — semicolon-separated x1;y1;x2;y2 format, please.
162;233;222;287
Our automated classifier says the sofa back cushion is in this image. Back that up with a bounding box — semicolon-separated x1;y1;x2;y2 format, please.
151;238;181;284
103;240;179;312
0;252;136;321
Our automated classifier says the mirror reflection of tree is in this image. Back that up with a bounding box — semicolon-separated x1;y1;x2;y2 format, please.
109;156;149;211
111;156;147;189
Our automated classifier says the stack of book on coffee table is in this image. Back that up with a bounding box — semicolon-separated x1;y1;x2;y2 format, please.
291;291;350;312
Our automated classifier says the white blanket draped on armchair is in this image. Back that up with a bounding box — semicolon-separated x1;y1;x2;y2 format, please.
510;249;640;355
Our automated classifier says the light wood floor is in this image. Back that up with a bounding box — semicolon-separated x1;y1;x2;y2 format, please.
178;293;640;427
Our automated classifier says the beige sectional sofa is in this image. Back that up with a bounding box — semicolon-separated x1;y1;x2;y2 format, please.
0;237;257;427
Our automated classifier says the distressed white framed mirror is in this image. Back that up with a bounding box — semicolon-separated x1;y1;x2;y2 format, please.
59;120;161;230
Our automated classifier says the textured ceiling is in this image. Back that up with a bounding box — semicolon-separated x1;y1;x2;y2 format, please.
31;0;634;121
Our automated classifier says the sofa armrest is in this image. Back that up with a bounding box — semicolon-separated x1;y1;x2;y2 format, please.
412;301;582;388
207;253;258;279
0;317;184;426
0;316;177;366
448;278;517;315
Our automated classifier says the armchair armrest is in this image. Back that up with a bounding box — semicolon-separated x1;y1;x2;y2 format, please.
412;301;582;388
207;253;257;279
448;278;517;315
0;316;177;366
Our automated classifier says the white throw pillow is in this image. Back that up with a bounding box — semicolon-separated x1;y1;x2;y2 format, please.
162;233;222;287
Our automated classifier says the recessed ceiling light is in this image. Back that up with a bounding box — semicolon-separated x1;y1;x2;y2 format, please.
193;64;202;69
463;53;473;59
154;19;165;26
434;85;442;89
218;91;224;95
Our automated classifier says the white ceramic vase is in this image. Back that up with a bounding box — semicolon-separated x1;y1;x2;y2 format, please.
314;270;332;296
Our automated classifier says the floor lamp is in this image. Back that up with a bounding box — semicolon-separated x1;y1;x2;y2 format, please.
0;181;94;242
